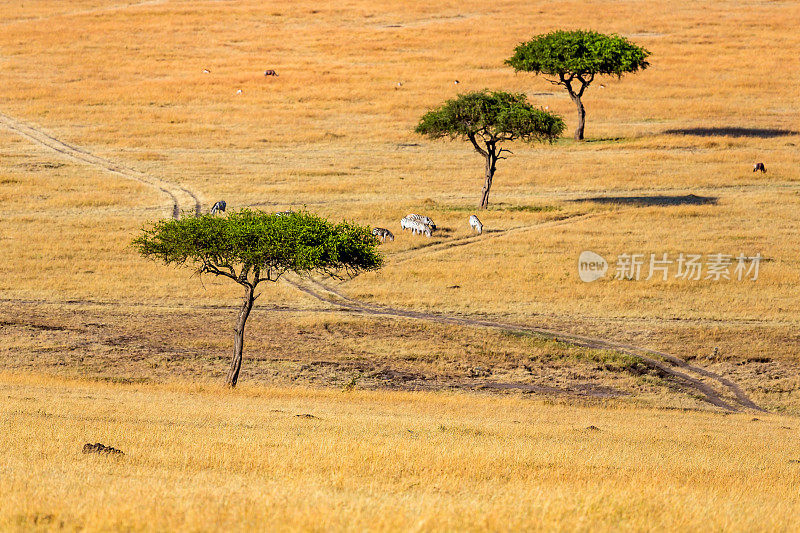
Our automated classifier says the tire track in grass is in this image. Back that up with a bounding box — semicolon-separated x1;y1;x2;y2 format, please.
285;274;765;412
0;0;168;28
390;209;631;264
0;111;201;219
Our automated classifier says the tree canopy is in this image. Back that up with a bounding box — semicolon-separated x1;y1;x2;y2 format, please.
415;90;564;208
415;90;564;149
133;209;383;285
505;30;650;79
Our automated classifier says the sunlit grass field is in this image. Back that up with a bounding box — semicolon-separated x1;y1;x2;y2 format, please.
3;375;800;532
2;0;800;529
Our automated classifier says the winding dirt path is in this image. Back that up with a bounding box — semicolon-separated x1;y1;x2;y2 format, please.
0;111;201;218
1;0;168;28
285;275;765;412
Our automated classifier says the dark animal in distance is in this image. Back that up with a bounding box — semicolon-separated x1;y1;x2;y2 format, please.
211;200;226;214
83;442;124;455
264;70;278;77
753;162;766;173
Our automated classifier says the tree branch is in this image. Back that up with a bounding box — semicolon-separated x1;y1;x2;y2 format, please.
576;72;594;97
200;261;238;282
467;133;489;157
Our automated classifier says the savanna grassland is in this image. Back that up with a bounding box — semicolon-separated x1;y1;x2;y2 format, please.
1;0;800;530
3;375;800;532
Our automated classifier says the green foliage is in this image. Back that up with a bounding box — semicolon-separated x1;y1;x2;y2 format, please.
132;209;383;284
415;90;565;144
506;30;650;79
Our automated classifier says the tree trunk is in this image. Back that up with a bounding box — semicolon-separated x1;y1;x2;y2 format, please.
572;95;586;141
479;149;497;209
226;284;255;387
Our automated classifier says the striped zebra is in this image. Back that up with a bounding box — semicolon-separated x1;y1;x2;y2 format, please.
210;200;226;214
372;228;394;242
407;213;436;230
400;216;432;237
469;214;483;234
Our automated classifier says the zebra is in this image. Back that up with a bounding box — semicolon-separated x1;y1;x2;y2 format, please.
407;213;436;230
400;216;433;237
210;200;226;215
264;70;279;77
753;162;766;173
469;214;483;234
372;228;394;242
275;210;295;217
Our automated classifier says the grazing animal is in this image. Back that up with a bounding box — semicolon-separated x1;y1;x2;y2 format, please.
210;200;227;215
264;70;278;77
469;214;483;234
83;442;123;455
372;228;394;242
275;210;294;216
407;213;436;230
400;216;433;237
236;89;243;94
202;68;211;74
753;162;766;173
454;80;460;84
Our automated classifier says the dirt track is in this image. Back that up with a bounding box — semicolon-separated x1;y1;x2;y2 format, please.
0;108;766;411
0;112;201;219
285;275;765;412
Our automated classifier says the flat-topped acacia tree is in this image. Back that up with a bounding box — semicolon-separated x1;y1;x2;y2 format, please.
415;90;564;209
133;210;382;387
506;30;650;141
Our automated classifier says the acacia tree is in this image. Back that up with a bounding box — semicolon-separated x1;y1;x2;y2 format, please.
133;210;382;387
506;30;650;141
415;90;564;209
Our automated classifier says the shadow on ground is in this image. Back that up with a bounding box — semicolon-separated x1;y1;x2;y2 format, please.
664;127;798;138
570;194;718;207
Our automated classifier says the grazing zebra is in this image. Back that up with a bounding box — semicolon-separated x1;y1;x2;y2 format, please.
236;89;243;94
469;214;483;234
372;228;394;242
210;200;226;214
202;68;211;74
753;162;766;173
407;213;436;230
400;216;433;237
264;70;278;77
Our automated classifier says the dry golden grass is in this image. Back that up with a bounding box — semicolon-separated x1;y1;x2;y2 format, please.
2;374;800;532
2;0;800;527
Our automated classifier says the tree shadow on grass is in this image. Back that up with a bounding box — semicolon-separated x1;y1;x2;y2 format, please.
570;194;718;207
663;127;798;138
